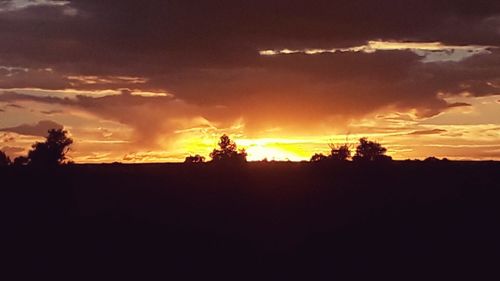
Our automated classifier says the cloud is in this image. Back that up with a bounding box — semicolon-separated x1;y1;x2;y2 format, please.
6;103;24;109
0;65;28;76
0;0;69;12
1;133;15;143
409;129;447;136
122;151;184;163
1;0;500;153
0;146;25;157
259;41;495;63
0;90;210;146
0;120;63;137
447;102;472;108
40;109;63;115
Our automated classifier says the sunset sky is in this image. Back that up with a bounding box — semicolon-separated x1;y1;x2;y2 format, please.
1;0;500;162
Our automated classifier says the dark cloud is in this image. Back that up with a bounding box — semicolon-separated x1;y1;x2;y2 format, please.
409;129;447;136
40;109;64;115
447;102;472;108
0;120;63;137
1;0;500;136
6;103;24;109
0;91;207;146
0;91;76;104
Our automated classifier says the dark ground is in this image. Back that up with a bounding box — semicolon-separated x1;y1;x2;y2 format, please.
2;161;500;280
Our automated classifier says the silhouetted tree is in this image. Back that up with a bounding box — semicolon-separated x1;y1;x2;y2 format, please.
184;154;205;163
353;137;391;162
329;143;351;161
27;129;73;166
310;142;352;163
424;156;440;162
13;156;29;166
310;153;328;162
209;134;247;163
0;150;10;166
424;156;450;163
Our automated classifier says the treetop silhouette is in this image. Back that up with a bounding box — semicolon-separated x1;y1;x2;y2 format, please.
185;154;205;163
310;142;352;162
209;134;247;163
0;150;11;166
27;129;73;166
353;137;391;162
311;138;392;163
13;156;29;166
310;153;329;162
329;143;352;161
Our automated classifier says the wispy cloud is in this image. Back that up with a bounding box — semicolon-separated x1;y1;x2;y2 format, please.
0;0;69;12
0;120;63;137
259;40;494;62
0;90;207;146
408;129;447;136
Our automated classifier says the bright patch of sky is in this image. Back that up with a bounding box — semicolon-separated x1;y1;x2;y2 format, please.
259;40;494;63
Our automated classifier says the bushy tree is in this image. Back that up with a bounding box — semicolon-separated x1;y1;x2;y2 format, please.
353;137;391;162
310;143;352;163
209;134;247;163
0;150;11;166
424;156;440;162
310;153;328;162
13;156;29;166
184;154;205;163
28;129;73;166
329;143;351;161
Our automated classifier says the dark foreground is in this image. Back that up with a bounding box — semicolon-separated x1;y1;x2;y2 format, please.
2;161;500;280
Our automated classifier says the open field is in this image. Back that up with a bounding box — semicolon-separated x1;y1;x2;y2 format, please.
2;161;500;279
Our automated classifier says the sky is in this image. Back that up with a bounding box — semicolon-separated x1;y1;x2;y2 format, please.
1;0;500;162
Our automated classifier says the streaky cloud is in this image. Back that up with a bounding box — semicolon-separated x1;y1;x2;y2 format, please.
259;40;494;62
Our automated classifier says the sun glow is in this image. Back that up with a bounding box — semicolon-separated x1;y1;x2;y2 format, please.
237;138;319;161
245;144;303;161
176;134;322;162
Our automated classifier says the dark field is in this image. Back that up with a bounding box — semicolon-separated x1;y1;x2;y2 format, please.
2;161;500;280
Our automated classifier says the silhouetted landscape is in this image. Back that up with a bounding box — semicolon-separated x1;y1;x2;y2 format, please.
3;158;500;279
2;1;500;279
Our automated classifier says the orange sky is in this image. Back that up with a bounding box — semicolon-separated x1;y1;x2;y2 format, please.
1;90;499;163
1;1;500;162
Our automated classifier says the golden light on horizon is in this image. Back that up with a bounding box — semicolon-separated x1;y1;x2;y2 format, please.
2;93;499;163
177;134;318;162
244;144;304;161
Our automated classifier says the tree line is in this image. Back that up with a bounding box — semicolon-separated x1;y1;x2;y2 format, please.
0;129;445;167
185;135;392;164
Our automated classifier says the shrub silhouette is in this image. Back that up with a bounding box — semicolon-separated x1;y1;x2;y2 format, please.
310;153;328;162
329;143;351;161
184;154;205;163
310;143;351;162
424;156;440;162
27;129;73;166
209;134;247;163
13;156;29;166
0;150;11;166
353;137;391;162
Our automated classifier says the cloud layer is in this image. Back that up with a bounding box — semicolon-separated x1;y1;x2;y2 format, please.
0;119;63;137
0;1;499;161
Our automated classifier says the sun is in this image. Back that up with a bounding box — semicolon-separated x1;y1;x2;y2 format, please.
177;134;321;162
244;144;304;161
